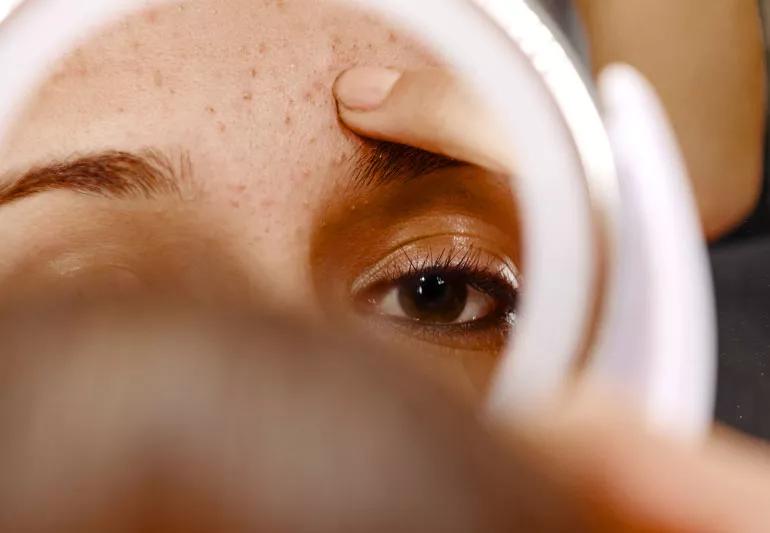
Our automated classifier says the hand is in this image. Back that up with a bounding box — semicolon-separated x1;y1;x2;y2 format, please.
334;66;514;174
335;65;770;531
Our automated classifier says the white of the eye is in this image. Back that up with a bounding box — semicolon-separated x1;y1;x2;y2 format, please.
374;285;497;324
455;286;496;323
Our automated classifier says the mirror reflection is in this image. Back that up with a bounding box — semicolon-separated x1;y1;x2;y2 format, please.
0;0;522;400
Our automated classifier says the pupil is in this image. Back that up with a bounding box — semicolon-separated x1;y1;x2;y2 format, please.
398;273;468;323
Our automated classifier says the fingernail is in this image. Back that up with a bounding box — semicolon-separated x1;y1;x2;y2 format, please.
334;67;402;111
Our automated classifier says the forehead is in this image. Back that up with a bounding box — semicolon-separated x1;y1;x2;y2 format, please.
0;0;434;178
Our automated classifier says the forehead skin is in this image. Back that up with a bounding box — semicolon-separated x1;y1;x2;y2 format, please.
0;0;434;301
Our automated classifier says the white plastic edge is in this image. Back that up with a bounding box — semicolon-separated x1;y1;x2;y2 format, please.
589;64;716;439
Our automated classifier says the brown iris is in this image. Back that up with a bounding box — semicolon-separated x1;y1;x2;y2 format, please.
397;273;468;323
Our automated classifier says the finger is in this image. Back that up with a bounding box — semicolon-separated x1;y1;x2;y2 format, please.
503;386;770;531
334;66;514;173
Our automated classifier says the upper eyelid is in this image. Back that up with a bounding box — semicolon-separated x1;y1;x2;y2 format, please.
351;237;519;295
0;148;192;207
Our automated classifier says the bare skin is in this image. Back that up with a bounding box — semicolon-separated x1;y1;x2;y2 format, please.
576;0;767;240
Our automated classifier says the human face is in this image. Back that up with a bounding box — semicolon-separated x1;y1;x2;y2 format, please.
0;0;520;399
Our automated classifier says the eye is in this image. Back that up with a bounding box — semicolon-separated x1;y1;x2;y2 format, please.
355;245;519;326
374;271;498;324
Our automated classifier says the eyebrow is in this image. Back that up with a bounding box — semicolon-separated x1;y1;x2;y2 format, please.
0;142;456;207
0;149;188;207
351;141;463;189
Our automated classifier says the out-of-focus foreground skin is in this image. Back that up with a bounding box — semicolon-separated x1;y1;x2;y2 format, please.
0;289;580;532
576;0;767;240
5;290;770;531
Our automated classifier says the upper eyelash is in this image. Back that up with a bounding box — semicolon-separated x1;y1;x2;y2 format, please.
383;246;510;283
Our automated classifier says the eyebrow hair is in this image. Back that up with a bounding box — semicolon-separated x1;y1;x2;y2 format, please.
351;141;463;189
0;149;188;207
0;142;454;207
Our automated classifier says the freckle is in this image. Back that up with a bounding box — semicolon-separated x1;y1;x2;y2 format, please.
388;31;397;43
242;91;253;101
276;0;286;8
258;42;268;54
144;10;159;24
217;121;227;132
232;183;247;193
117;107;125;113
366;43;374;50
230;199;241;208
284;114;292;125
153;70;163;88
250;68;258;78
169;88;176;95
261;199;275;208
206;106;216;114
288;97;295;106
308;137;317;145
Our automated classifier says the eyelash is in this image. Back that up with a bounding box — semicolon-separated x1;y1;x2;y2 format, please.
381;247;518;317
355;244;519;342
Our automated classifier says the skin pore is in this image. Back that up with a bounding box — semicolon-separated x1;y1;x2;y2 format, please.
0;0;520;399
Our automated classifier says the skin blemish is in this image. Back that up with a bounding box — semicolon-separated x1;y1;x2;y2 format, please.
308;137;317;145
230;199;241;208
217;121;227;133
205;106;216;114
250;68;258;78
258;42;269;55
388;31;398;43
334;152;348;166
303;91;313;103
284;114;292;126
153;70;163;88
242;91;253;101
117;107;125;114
143;9;159;24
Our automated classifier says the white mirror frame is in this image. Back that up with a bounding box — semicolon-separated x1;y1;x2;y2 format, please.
0;0;714;434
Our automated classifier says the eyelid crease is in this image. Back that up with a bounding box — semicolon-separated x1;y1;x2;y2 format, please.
0;149;191;207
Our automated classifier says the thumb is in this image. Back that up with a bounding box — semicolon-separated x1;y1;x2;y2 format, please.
334;66;514;173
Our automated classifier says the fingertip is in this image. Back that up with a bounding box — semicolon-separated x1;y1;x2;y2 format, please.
333;66;402;112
